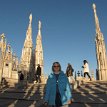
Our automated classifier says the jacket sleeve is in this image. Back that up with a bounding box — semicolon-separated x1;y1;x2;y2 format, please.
83;64;86;68
44;76;51;102
66;77;72;100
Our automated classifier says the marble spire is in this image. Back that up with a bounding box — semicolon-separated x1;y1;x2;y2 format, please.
24;13;33;48
20;13;33;77
93;4;101;33
35;20;44;75
93;3;107;80
38;21;41;35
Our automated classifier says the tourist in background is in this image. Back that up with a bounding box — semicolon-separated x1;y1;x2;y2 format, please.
19;71;24;81
66;63;75;84
36;64;41;83
44;62;72;107
82;60;92;81
66;63;74;77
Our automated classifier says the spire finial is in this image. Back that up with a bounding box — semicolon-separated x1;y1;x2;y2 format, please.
38;20;41;35
1;33;5;39
93;3;96;10
7;44;11;52
92;3;101;33
0;33;5;43
38;20;41;30
29;13;32;24
29;13;32;22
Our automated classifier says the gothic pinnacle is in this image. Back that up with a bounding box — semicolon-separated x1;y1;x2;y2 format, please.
38;20;41;35
1;33;5;39
93;3;96;10
92;3;101;33
29;13;32;27
93;3;107;81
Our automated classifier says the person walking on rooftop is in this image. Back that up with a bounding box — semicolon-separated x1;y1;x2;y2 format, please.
36;64;41;83
66;63;74;77
82;60;92;81
66;63;75;84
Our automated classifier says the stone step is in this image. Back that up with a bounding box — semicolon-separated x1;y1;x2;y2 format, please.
0;93;43;101
0;91;107;103
0;81;107;107
74;87;107;93
0;90;107;104
0;98;43;107
0;85;44;101
70;103;107;107
72;92;107;103
0;97;107;107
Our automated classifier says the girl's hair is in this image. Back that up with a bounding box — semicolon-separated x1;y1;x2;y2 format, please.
52;62;61;72
83;60;88;64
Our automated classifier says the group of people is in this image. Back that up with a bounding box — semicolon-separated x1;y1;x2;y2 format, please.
44;60;92;107
19;64;42;83
18;60;91;107
66;60;92;82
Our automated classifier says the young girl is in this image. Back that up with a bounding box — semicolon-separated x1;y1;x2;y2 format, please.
82;60;92;81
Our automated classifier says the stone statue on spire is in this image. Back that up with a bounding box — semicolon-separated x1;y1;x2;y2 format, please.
1;33;5;39
93;3;96;10
29;13;32;25
38;21;41;35
92;3;101;33
39;21;41;30
7;44;11;53
0;33;5;43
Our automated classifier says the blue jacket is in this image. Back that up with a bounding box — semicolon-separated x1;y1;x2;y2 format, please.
44;71;72;105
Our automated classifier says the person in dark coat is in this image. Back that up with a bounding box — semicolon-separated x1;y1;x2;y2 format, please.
36;64;41;83
20;72;24;81
66;63;75;84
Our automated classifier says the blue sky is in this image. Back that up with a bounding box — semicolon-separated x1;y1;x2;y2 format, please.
0;0;107;76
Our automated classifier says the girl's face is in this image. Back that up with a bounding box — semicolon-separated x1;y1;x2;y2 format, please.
53;63;60;72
